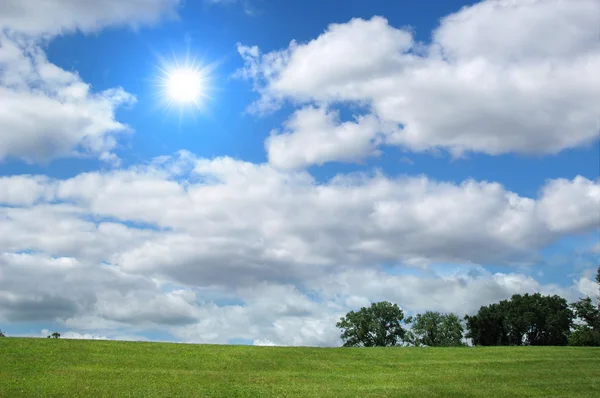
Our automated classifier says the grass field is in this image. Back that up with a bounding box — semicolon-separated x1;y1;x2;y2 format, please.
1;338;599;397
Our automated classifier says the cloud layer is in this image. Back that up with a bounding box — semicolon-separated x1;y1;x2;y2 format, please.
1;153;598;345
4;153;598;271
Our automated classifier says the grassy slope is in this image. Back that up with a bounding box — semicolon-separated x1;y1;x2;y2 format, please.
1;338;599;397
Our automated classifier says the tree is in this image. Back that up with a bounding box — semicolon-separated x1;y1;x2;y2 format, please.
407;311;464;347
508;293;573;346
569;326;600;346
336;301;407;347
465;302;509;346
466;293;573;346
569;265;600;346
0;329;5;337
47;332;61;339
571;297;600;330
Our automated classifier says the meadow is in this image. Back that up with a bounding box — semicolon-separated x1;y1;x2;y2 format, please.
1;338;599;397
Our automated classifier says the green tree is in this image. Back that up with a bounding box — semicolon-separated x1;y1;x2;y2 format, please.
569;326;600;346
407;311;464;347
571;297;600;330
47;332;61;339
569;265;600;346
0;329;5;337
466;293;573;346
465;302;510;346
336;301;407;347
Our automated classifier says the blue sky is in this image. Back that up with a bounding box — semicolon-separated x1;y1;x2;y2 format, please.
0;0;598;345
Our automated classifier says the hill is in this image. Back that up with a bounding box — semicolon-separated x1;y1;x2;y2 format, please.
1;338;599;397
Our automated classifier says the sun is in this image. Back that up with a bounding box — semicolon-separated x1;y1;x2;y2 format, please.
156;54;216;111
165;68;205;104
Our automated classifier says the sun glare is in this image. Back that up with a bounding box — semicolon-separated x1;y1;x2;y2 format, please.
156;54;216;112
166;68;204;104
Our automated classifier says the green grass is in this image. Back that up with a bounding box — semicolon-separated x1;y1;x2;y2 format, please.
1;338;599;397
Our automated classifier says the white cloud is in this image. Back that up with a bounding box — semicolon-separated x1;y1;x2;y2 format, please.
576;277;598;299
6;256;589;347
0;205;159;265
254;339;277;346
237;0;600;166
55;331;109;340
0;153;598;345
538;176;600;235
0;36;135;163
94;288;200;326
311;267;575;316
2;153;597;281
433;0;600;62
0;0;180;37
0;251;202;333
0;175;54;206
266;106;395;169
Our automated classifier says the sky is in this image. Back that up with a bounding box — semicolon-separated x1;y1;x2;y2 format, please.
0;0;598;346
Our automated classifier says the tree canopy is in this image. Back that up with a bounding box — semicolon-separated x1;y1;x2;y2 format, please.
406;311;464;347
465;293;573;346
336;301;407;347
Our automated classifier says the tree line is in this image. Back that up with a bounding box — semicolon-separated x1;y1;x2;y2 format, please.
336;265;600;347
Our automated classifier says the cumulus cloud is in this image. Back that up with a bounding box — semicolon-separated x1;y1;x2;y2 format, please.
0;153;598;345
237;0;600;166
266;106;396;169
0;0;180;37
0;251;201;330
0;34;135;163
3;153;599;282
537;177;600;235
0;175;54;206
